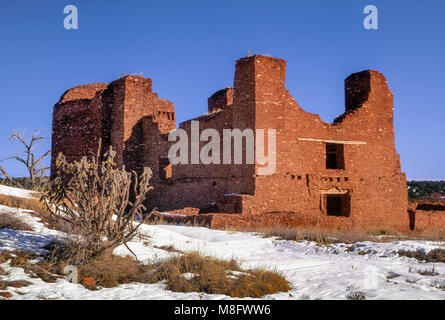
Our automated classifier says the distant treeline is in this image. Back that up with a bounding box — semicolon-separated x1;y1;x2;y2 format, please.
408;181;445;200
0;177;48;191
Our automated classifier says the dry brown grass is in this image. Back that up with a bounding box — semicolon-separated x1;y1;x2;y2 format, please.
76;255;153;289
153;245;183;253
0;194;44;212
0;280;32;290
1;244;291;298
0;193;57;229
0;250;60;283
241;224;445;245
148;252;290;298
251;225;381;245
398;248;445;263
0;194;78;232
0;212;33;231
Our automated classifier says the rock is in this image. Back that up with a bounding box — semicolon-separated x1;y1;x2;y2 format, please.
82;277;96;287
0;292;12;299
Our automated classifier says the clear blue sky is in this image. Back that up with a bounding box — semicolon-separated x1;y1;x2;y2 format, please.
0;0;443;180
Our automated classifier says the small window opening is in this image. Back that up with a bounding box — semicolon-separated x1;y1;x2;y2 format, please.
325;194;350;217
326;143;345;170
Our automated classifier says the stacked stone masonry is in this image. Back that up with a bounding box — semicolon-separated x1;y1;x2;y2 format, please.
51;55;439;231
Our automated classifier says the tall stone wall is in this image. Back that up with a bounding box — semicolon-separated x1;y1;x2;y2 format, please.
51;55;412;231
51;76;174;177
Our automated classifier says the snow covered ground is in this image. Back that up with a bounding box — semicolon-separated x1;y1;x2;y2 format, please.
0;185;444;300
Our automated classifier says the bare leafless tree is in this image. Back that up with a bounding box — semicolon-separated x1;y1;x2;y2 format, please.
8;129;51;183
0;163;23;188
42;146;154;265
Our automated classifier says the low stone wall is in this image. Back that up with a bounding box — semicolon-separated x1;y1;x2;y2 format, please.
410;201;445;231
150;210;411;232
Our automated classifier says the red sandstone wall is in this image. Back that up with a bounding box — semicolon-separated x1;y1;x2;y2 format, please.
51;55;411;231
208;88;233;113
51;83;107;176
236;56;407;230
409;202;445;231
51;76;174;176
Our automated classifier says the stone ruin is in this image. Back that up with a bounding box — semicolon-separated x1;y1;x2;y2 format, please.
51;55;428;231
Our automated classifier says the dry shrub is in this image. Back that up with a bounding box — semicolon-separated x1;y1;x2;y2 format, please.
149;252;291;298
35;241;152;288
77;255;153;288
398;248;445;263
1;242;290;298
0;212;33;231
1;250;60;283
41;147;153;265
346;285;366;300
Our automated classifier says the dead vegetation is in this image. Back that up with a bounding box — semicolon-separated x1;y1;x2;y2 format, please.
250;224;399;245
0;280;32;290
0;194;57;230
0;148;291;298
398;248;445;263
416;266;439;276
76;251;289;297
153;245;183;253
41;147;154;265
0;212;33;231
346;285;366;300
231;223;445;245
148;252;290;298
0;250;60;283
0;194;45;213
0;246;290;298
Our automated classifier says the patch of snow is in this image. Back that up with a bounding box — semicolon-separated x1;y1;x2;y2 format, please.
182;273;197;280
0;185;38;199
0;189;445;300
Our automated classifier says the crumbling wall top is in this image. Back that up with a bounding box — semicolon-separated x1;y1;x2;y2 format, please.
59;83;108;103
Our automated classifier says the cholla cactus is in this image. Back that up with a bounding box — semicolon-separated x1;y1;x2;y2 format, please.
42;146;153;264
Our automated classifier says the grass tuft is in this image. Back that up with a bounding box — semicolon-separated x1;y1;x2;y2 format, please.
0;212;33;231
1;243;291;298
149;252;290;298
398;248;445;263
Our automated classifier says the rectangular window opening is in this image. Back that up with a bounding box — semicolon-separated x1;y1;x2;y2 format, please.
326;143;345;170
325;194;350;217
